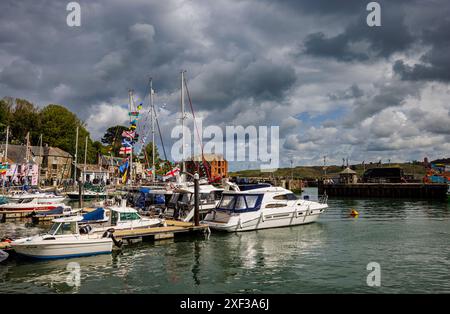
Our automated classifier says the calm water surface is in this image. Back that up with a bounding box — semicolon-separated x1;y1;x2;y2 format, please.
1;188;449;293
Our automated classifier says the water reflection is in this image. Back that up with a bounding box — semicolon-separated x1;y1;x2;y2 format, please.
0;253;113;293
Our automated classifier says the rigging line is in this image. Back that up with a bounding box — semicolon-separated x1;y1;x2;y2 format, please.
183;76;211;180
153;104;168;161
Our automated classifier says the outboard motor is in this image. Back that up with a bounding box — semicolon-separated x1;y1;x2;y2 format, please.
102;228;123;248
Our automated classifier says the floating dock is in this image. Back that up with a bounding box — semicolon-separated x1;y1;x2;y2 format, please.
113;220;209;244
0;211;32;222
318;182;448;199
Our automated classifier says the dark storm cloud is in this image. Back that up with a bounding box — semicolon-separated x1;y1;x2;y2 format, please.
303;3;414;62
393;19;450;82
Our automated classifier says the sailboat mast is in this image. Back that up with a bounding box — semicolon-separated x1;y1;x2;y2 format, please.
128;89;133;185
74;126;79;185
38;134;42;187
150;78;156;183
83;136;88;183
25;132;30;162
4;126;9;163
181;70;186;173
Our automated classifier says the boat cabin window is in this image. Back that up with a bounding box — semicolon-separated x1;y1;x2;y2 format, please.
119;212;141;221
169;193;180;204
49;222;77;235
19;198;33;204
180;193;192;204
217;194;263;212
111;210;118;225
273;193;298;200
218;195;235;210
213;191;223;200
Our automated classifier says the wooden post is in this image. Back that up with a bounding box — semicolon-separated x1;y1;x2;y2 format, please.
194;172;200;226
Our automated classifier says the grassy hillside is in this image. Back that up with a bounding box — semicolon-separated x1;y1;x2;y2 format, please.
230;163;427;179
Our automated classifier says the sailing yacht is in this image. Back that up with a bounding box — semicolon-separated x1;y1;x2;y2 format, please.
202;185;328;232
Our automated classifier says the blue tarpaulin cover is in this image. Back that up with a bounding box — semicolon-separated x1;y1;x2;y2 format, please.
155;194;165;204
81;208;105;222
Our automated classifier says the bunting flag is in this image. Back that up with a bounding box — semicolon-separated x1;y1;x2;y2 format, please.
122;130;136;139
163;167;180;180
129;124;137;130
137;104;143;110
130;119;137;125
119;147;132;155
146;168;153;176
122;138;132;147
119;159;129;174
129;112;140;117
122;167;129;184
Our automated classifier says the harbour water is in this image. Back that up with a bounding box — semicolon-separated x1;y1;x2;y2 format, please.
0;188;449;293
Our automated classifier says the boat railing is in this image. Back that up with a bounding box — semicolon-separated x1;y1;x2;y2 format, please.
318;193;328;204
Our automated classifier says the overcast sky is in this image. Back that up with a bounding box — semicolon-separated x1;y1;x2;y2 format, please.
1;0;449;170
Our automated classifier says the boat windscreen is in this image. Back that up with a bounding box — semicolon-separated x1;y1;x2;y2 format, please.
217;194;263;212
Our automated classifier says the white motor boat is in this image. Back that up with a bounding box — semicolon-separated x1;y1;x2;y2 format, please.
202;185;328;232
86;200;164;234
11;216;113;259
7;191;65;203
0;198;65;212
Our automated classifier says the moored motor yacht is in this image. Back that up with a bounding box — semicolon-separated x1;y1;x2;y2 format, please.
0;197;65;212
11;216;113;259
202;185;328;232
163;184;223;222
7;191;65;203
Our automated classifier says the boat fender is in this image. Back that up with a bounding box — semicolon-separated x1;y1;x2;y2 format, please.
0;250;9;263
350;209;359;217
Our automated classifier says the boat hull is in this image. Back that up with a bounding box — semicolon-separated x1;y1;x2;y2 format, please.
203;204;327;232
12;239;113;259
0;205;60;212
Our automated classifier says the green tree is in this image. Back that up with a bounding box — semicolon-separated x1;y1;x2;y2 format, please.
0;98;13;135
38;104;97;163
101;125;128;156
10;98;40;144
142;142;163;170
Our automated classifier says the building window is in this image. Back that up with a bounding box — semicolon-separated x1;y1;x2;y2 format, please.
52;164;58;170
